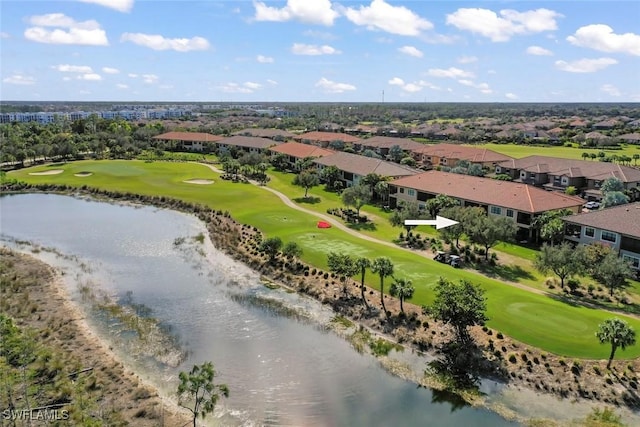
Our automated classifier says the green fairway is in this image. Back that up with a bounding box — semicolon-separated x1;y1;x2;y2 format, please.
473;143;640;161
8;160;640;359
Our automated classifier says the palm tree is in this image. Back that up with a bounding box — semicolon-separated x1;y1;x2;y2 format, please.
389;277;415;314
355;257;371;309
596;318;637;369
371;257;394;315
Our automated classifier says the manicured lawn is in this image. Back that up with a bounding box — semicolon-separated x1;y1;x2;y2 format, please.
473;143;640;161
9;160;640;359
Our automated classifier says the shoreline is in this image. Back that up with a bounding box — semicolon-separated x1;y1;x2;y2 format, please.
2;185;640;424
0;248;192;426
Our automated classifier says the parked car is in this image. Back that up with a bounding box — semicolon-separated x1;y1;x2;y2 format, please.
584;201;600;209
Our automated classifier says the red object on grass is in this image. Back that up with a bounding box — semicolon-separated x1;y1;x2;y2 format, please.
317;221;331;228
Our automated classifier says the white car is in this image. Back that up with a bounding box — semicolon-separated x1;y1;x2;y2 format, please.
584;201;600;209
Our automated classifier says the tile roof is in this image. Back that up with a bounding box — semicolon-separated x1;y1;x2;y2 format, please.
497;155;640;183
153;131;224;142
315;152;420;178
358;136;425;151
390;171;585;214
269;142;335;158
233;128;296;139
563;202;640;238
217;135;281;149
413;143;513;163
296;131;362;144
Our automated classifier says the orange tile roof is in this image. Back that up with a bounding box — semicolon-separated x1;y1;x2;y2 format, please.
315;152;420;178
218;135;280;149
296;131;362;144
269;142;335;158
412;143;512;162
390;171;585;214
153;131;224;142
563;202;640;238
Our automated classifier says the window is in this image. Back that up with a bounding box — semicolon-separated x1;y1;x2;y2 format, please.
584;227;595;238
506;209;514;218
407;189;415;197
601;231;617;243
399;188;405;194
595;181;601;188
490;206;502;215
623;255;640;269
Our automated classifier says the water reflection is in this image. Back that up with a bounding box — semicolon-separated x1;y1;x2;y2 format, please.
1;193;519;426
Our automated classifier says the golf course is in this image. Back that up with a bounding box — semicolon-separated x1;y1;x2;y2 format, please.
7;159;640;360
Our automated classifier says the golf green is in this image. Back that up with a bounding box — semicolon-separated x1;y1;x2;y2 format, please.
8;160;640;359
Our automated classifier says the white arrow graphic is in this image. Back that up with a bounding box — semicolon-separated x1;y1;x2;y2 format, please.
404;216;459;230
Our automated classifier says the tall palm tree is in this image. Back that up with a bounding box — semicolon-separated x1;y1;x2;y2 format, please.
596;318;637;369
390;278;415;314
355;257;371;309
371;257;394;315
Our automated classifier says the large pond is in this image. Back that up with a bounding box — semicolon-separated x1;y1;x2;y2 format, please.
0;193;521;426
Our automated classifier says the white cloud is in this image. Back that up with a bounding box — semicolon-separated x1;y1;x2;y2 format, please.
128;73;138;78
0;32;9;39
52;64;93;73
121;33;210;52
315;77;356;93
77;73;102;81
505;93;519;100
78;0;134;13
291;43;340;55
256;54;274;63
526;46;553;56
458;79;492;94
303;30;336;40
446;8;562;42
220;81;265;94
142;74;159;84
116;83;129;89
567;24;640;56
457;55;478;64
62;76;72;82
3;74;36;85
25;13;109;46
389;77;440;93
253;0;338;26
267;79;278;85
427;67;474;79
342;0;433;36
102;67;120;74
159;84;173;90
601;84;621;96
244;81;262;90
398;45;423;58
555;57;617;73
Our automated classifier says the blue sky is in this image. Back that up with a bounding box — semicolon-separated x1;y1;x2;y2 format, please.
1;0;639;102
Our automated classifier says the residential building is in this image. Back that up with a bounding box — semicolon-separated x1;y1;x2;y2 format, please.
152;131;224;152
411;143;512;169
389;171;585;240
294;131;362;148
495;155;640;201
563;202;640;272
216;135;281;154
269;142;335;168
355;136;425;158
314;152;419;187
233;128;296;141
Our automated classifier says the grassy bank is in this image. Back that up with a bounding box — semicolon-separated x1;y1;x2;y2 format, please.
7;160;640;359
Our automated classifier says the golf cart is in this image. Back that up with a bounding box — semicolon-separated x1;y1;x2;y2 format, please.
434;251;449;263
449;255;462;268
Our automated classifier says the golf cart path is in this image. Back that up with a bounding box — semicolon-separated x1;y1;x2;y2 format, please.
197;163;640;320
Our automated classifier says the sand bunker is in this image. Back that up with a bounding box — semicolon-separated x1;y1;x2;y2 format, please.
183;179;214;185
74;172;93;177
28;169;64;176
